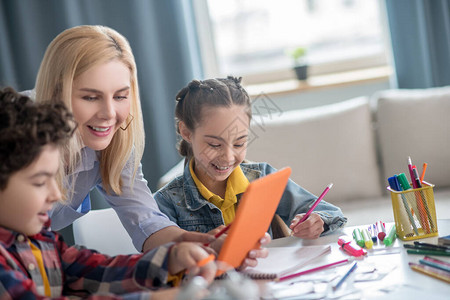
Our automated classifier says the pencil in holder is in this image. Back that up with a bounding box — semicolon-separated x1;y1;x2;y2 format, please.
387;181;438;241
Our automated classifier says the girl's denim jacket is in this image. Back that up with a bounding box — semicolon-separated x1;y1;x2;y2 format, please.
154;161;347;237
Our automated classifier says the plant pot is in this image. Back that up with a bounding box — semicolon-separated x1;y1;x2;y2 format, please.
294;64;308;81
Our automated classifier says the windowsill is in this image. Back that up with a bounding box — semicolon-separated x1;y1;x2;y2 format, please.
246;66;392;98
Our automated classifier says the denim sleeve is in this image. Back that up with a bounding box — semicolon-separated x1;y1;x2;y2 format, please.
153;189;180;225
263;163;347;235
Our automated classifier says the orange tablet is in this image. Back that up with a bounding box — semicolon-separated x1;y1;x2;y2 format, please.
216;167;291;275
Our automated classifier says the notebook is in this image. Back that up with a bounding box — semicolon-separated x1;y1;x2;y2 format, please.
438;234;450;246
216;167;291;276
243;245;331;279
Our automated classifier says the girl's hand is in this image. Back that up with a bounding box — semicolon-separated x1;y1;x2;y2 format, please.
237;232;271;270
289;213;324;239
168;242;217;283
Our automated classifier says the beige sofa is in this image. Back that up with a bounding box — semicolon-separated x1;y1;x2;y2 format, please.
157;86;450;226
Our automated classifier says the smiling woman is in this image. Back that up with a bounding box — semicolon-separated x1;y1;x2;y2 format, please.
32;25;214;253
71;60;131;151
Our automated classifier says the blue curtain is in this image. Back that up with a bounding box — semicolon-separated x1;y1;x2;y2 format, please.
385;0;450;88
0;0;202;191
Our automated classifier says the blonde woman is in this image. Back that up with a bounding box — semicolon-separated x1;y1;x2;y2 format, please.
33;25;214;252
33;25;268;267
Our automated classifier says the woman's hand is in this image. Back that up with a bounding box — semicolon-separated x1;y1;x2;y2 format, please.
204;225;228;253
206;225;227;236
289;213;324;239
143;226;215;252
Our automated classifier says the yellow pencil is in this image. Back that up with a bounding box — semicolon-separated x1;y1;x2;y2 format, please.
409;262;450;284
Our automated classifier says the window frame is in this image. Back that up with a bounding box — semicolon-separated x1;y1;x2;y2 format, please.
192;0;390;86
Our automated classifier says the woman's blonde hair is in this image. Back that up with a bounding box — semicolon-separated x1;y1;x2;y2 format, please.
35;25;144;197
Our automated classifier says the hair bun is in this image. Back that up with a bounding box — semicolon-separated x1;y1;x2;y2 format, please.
227;76;242;84
227;76;243;89
188;79;202;89
175;86;189;102
187;79;215;91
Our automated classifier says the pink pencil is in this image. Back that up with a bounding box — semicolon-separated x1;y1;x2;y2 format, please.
276;258;350;282
298;183;333;223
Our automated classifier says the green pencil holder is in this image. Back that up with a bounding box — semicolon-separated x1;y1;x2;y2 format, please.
387;181;438;241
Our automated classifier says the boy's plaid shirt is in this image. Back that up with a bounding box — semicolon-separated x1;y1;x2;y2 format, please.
0;222;173;299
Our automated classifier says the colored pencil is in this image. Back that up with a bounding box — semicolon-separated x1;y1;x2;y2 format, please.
276;258;350;282
414;241;450;251
408;157;431;233
409;262;450;283
413;165;435;232
420;163;428;183
423;256;450;268
419;258;450;273
332;261;358;291
291;183;333;233
197;254;215;267
406;249;450;256
204;224;231;246
214;224;231;239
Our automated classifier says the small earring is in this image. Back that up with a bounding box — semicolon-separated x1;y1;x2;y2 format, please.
120;114;134;131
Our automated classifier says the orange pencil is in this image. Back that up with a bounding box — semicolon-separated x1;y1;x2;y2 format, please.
420;163;428;183
197;254;215;268
185;253;215;274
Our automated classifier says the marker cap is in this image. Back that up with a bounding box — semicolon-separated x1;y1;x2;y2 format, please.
376;221;386;241
397;173;412;190
352;228;365;248
384;225;397;246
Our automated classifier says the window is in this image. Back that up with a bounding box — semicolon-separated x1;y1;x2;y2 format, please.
194;0;389;85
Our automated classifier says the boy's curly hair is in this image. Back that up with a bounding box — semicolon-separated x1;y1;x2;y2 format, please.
0;87;76;190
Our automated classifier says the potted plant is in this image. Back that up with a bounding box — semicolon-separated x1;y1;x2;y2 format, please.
289;47;308;81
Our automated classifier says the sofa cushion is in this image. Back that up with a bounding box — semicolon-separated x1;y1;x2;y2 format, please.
247;97;382;203
374;86;450;190
157;159;185;189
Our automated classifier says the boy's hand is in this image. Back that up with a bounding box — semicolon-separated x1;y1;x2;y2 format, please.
151;288;180;300
289;213;324;239
168;242;217;283
237;232;271;270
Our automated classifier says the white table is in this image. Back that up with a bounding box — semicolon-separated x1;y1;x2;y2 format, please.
260;219;450;299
